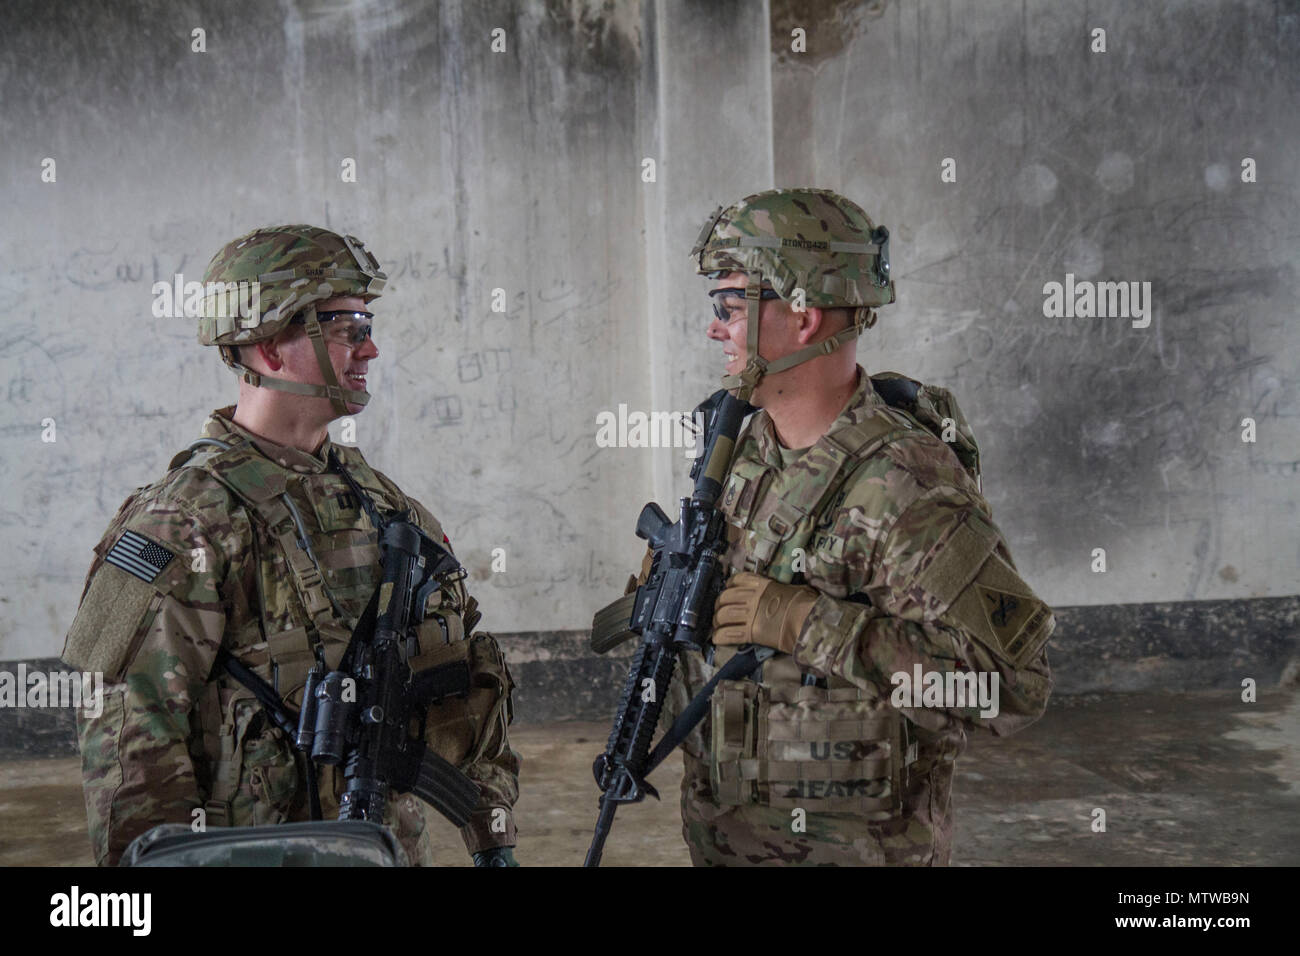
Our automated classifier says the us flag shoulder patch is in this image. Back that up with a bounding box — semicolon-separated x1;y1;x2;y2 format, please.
104;530;175;583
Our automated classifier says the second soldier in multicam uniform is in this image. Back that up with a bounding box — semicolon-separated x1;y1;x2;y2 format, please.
61;226;521;866
649;188;1057;865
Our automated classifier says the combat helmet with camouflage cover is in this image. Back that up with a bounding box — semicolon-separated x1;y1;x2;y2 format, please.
199;225;387;415
691;187;895;401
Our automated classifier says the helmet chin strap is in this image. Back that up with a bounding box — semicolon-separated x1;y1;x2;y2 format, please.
719;274;768;403
719;274;875;403
232;306;370;416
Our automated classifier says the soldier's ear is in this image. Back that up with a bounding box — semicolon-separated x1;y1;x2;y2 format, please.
254;329;302;374
253;337;287;372
796;305;826;344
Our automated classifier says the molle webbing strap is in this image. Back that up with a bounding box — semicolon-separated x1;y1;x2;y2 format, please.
269;505;338;633
763;793;899;814
205;699;259;826
715;757;894;783
239;480;341;642
187;441;339;646
764;715;896;740
768;682;883;704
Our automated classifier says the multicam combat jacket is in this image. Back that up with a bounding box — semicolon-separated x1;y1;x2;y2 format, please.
667;368;1056;866
62;407;520;865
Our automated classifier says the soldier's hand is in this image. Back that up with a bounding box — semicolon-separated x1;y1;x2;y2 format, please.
712;572;818;655
472;846;519;867
624;545;656;595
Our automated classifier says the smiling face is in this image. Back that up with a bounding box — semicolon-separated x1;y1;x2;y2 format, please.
704;272;801;406
273;295;378;416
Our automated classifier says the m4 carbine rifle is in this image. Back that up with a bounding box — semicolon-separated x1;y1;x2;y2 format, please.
222;478;481;832
298;517;482;827
584;389;774;867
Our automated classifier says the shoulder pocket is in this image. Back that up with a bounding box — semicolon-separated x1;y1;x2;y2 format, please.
63;566;165;679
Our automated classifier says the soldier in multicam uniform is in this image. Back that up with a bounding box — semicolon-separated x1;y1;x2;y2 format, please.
649;188;1057;865
61;225;520;866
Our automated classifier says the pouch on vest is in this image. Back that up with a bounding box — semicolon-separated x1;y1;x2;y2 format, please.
247;625;350;706
708;655;915;817
420;633;514;770
416;604;464;648
204;696;302;829
119;820;408;867
201;624;355;828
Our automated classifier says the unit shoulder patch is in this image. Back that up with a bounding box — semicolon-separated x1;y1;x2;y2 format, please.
976;583;1053;666
942;553;1055;670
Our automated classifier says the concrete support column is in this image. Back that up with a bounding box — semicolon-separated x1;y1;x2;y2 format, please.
639;0;774;505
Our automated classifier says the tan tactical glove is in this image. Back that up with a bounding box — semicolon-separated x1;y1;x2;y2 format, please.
712;572;819;655
624;545;656;595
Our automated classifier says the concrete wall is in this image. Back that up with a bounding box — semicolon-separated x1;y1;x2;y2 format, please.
0;1;1296;736
1;0;652;657
770;0;1300;609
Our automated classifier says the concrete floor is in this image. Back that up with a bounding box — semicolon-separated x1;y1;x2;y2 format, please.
1;688;1296;866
